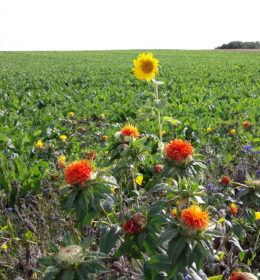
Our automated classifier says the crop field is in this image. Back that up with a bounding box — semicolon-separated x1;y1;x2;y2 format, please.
0;50;259;280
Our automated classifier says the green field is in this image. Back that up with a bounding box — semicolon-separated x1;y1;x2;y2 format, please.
0;50;259;279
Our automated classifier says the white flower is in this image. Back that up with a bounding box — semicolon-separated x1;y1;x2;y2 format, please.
90;172;98;180
56;245;83;266
114;131;122;139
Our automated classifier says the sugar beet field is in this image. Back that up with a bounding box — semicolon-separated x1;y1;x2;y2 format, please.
0;50;259;280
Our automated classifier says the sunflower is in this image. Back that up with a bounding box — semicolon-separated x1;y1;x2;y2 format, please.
121;124;140;138
64;160;93;185
181;205;209;230
132;53;159;81
165;139;194;162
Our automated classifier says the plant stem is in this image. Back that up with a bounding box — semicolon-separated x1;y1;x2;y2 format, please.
154;84;163;157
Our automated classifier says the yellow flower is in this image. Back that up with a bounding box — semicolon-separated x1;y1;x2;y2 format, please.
207;127;212;133
160;130;166;136
69;112;75;117
230;129;236;134
60;135;67;141
99;114;105;119
132;53;159;81
135;175;143;186
255;212;260;220
1;243;8;251
58;155;66;163
35;140;43;149
171;209;177;217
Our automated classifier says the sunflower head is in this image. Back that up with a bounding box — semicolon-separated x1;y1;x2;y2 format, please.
132;53;159;81
181;205;209;230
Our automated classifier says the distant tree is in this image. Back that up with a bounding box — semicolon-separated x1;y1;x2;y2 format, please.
216;41;260;49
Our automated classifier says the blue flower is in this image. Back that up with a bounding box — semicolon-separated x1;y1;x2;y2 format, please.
256;170;260;178
243;145;253;153
253;150;260;155
184;276;190;280
7;207;13;211
237;187;246;192
207;184;213;191
206;158;212;164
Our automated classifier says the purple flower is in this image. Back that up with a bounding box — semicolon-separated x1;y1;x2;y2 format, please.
28;204;33;208
253;150;260;155
243;145;253;153
184;276;189;280
207;184;213;191
256;170;260;178
237;187;246;192
206;158;212;164
7;207;13;211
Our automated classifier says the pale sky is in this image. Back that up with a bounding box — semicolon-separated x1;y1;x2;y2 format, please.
0;0;259;51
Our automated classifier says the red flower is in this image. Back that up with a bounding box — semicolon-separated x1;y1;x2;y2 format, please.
165;139;194;162
64;160;93;185
221;176;231;185
153;165;163;174
242;121;251;128
229;272;257;280
87;152;97;160
181;205;209;230
123;213;147;235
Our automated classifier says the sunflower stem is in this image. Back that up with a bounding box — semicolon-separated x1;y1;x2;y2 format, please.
154;84;163;157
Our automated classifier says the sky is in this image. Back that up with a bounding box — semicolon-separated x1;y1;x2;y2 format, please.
0;0;259;51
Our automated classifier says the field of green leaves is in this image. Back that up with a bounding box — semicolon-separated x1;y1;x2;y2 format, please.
0;50;259;280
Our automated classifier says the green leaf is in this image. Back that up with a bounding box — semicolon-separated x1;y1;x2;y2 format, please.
208;276;223;280
163;116;181;126
167;236;187;264
59;270;75;280
159;229;178;244
76;266;91;280
42;266;61;280
100;224;121;254
38;256;55;266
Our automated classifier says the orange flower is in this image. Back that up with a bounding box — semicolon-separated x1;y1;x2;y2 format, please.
229;203;238;215
64;160;93;185
181;205;209;230
221;176;231;185
229;272;257;280
242;121;251;128
102;135;108;141
165;139;194;162
120;124;140;138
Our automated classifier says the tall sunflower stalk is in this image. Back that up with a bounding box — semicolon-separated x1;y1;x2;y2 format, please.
132;53;165;156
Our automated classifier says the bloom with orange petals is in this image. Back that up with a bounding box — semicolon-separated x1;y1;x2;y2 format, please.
120;124;140;139
229;272;257;280
181;205;209;230
221;176;231;185
102;135;108;141
64;160;93;185
165;139;194;162
229;203;238;215
242;121;251;128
